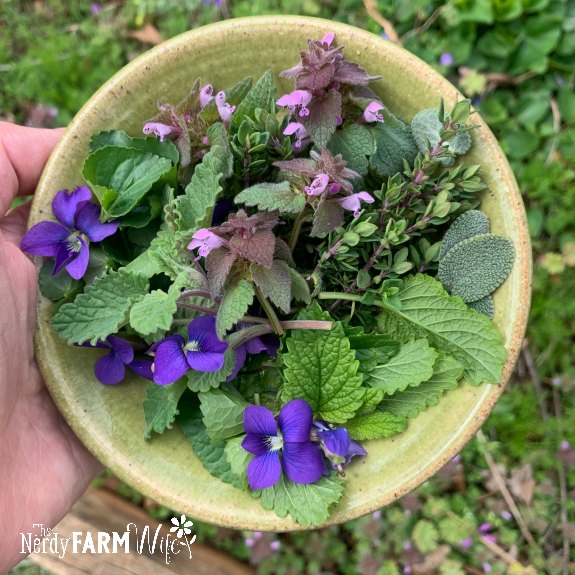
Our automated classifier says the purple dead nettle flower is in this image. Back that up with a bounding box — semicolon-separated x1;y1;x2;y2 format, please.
440;52;454;67
337;191;375;217
458;537;473;550
188;228;226;258
241;399;324;489
21;187;119;280
283;122;309;149
312;420;367;471
276;89;312;118
82;336;153;385
363;101;385;123
321;32;335;47
149;316;228;385
305;173;329;196
143;121;181;142
215;91;236;124
199;84;214;108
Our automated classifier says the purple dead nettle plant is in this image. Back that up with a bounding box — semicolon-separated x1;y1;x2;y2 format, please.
21;186;119;280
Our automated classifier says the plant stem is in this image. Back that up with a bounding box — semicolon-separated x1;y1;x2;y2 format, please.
176;302;217;315
179;289;213;300
254;284;284;336
318;292;363;303
230;320;333;349
288;206;307;251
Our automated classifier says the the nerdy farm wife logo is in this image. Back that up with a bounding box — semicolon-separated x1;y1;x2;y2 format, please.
21;514;196;565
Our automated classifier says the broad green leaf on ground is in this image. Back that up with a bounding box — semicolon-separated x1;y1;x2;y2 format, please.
366;339;438;394
232;70;275;127
143;379;187;440
251;260;292;314
253;474;344;528
199;388;248;442
344;410;408;440
235;181;306;214
328;123;375;176
52;269;149;345
381;355;464;418
177;400;243;487
129;273;187;336
216;280;255;338
412;519;440;553
187;348;237;392
82;146;173;218
224;436;250;490
282;302;364;423
376;274;507;385
173;145;225;231
89;130;179;164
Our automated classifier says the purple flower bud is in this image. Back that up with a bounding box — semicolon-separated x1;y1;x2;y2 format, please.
483;563;492;573
202;136;210;146
91;2;101;15
440;52;454;66
483;534;497;544
321;32;335;46
270;540;281;551
335;115;343;126
561;440;571;451
403;566;412;574
187;228;225;258
372;510;382;520
215;91;236;124
459;537;473;549
478;522;492;533
253;531;262;540
363;101;385;123
200;84;214;108
305;173;329;196
501;511;512;521
245;537;255;548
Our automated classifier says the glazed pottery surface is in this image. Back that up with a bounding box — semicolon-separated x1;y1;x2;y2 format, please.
30;16;531;530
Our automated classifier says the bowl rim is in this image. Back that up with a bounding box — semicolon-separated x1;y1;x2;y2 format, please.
33;14;532;530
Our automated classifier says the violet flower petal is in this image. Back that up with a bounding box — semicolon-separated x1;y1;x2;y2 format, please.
282;441;324;484
106;335;134;364
20;221;69;256
52;187;92;228
128;359;154;380
319;427;350;457
242;432;270;456
152;335;189;385
227;342;247;381
94;351;126;385
186;350;225;372
345;438;367;465
246;451;281;490
186;315;220;342
65;239;90;280
52;242;78;276
75;202;119;242
244;405;277;437
278;399;313;443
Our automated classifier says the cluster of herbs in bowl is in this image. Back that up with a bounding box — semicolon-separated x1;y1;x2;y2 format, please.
23;32;515;527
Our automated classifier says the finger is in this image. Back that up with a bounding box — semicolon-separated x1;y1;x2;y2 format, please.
0;201;32;247
0;123;65;216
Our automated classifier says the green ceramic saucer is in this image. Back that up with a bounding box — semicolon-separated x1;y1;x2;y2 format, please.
29;16;531;531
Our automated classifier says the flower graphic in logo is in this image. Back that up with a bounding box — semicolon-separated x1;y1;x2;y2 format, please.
170;515;194;539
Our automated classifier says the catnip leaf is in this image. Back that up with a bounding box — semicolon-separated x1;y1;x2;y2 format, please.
124;249;165;278
89;130;179;164
328;123;375;176
143;379;187;440
283;303;364;423
52;269;149;345
198;388;248;442
376;274;507;385
235;181;306;214
232;70;275;127
251;260;292;314
366;339;438;394
224;436;250;490
177;400;243;487
347;332;399;373
356;387;385;416
344;410;408;440
129;273;186;336
216;280;255;338
369;110;418;177
381;355;464;418
253;474;344;528
288;268;311;305
82;147;173;218
187;348;237;392
302;89;342;149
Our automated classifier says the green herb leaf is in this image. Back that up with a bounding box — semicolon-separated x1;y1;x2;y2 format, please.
224;436;250;490
344;410;408;440
253;474;344;528
206;122;233;179
38;260;82;302
283;303;364;423
82;146;173;218
251;260;292;314
381;355;464;418
376;275;506;385
288;268;311;305
52;269;149;345
235;181;306;214
216;280;255;338
143;379;187;440
232;70;275;127
198;388;248;442
412;519;439;553
328;123;375;176
356;387;385;415
366;339;438;394
187;348;237;392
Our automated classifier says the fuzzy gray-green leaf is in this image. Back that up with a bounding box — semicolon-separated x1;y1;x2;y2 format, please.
439;210;490;259
216;280;255;338
251;260;292;313
235;181;305;214
468;295;495;319
328;123;375;176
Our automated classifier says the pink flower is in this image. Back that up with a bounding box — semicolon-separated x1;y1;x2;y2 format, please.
322;32;335;46
283;122;309;149
200;84;214;108
305;173;329;196
215;91;236;124
276;89;312;117
187;228;225;257
142;122;176;142
337;192;375;216
363;101;385;123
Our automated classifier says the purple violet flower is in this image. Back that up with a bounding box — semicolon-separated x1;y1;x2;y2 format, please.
283;122;309;149
142;122;179;142
187;228;225;258
21;187;119;280
228;334;279;381
304;173;329;196
337;191;375;217
215;91;236;124
276;89;312;118
440;52;454;67
150;316;228;385
200;84;214;108
241;399;324;490
313;420;367;470
363;101;385;123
